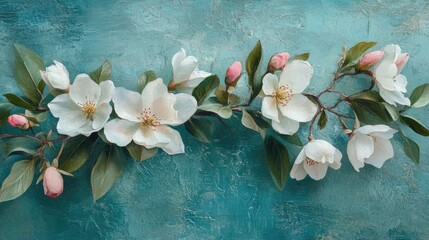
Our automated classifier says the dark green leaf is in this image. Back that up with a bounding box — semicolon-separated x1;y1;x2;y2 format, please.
246;40;263;99
91;145;126;201
410;83;429;108
184;116;214;143
0;159;36;202
2;137;41;158
37;79;46;94
400;115;429;136
382;103;399;121
342;41;377;67
89;60;112;84
281;134;303;147
137;70;157;93
0;103;13;126
4;93;37;110
292;53;310;61
400;130;419;164
264;134;290;191
59;135;96;172
192;75;220;105
126;142;158;161
349;90;383;102
317;110;328;129
215;87;228;105
241;109;269;137
13;44;44;104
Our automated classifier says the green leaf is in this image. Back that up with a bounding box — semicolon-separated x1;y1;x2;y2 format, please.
2;137;41;157
342;41;377;67
184;116;214;143
292;53;310;61
91;145;126;201
410;83;429;108
25;110;48;124
264;134;290;191
137;70;157;93
349;90;383;102
198;101;233;119
13;44;44;104
89;60;112;84
281;134;303;147
4;93;37;110
241;109;269;137
59;135;96;172
246;40;263;99
215;87;228;105
400;115;429;136
317;110;328;129
382;103;399;121
192;75;220;105
0;103;13;126
37;79;46;94
400;130;419;164
0;159;36;202
126;142;158;161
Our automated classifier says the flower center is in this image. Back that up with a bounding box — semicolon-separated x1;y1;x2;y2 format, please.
274;85;293;106
79;101;96;119
139;108;160;127
305;157;319;166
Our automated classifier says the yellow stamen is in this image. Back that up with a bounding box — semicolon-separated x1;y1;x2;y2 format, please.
79;101;96;119
139;108;160;127
274;85;293;106
305;157;319;166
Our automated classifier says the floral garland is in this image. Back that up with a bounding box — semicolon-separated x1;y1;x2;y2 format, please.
0;41;427;202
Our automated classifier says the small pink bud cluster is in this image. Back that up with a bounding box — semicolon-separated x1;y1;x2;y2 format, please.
225;61;242;91
43;167;64;198
7;114;30;130
358;50;384;68
269;52;290;71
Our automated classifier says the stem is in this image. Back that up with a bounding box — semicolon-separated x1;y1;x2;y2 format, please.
0;134;43;143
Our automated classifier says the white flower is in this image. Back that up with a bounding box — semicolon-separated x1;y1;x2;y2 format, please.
373;44;410;106
347;125;397;172
104;78;197;155
48;74;114;137
170;48;211;94
40;61;71;91
290;140;342;180
261;60;318;135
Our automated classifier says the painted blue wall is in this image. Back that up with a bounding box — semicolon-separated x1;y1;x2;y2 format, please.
0;0;428;239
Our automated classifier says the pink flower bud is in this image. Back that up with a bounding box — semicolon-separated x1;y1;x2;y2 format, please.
7;114;30;130
225;61;242;85
269;52;290;70
359;50;384;67
395;53;409;73
43;167;63;198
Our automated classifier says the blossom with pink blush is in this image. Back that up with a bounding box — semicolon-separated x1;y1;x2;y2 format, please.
43;167;64;198
269;52;290;70
395;53;409;73
7;114;30;130
359;50;384;67
225;61;242;85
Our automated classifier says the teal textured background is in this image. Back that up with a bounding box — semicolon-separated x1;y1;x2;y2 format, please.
1;0;429;239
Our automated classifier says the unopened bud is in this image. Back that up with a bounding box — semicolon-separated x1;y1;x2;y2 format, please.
269;52;290;71
43;167;64;198
7;114;30;130
225;61;242;91
358;50;384;68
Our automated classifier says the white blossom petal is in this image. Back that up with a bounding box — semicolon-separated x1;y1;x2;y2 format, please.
262;97;279;122
305;140;336;164
142;78;170;108
365;137;394;168
171;48;186;73
104;119;140;147
48;94;82;119
395;74;407;93
271;114;299;135
69;74;101;104
262;74;279;96
92;103;112;130
347;135;366;172
374;61;397;91
97;80;115;105
173;56;197;84
279;93;317;122
133;126;170;149
167;93;197;126
378;87;410;106
113;87;143;122
353;134;375;163
329;150;342;170
303;160;329;180
279;60;313;93
290;162;307;180
158;126;185;155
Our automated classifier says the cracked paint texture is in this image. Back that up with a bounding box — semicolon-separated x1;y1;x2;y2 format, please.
0;0;429;239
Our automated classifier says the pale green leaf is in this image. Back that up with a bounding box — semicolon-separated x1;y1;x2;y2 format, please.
89;60;112;84
400;115;429;136
59;135;96;172
184;116;214;143
0;159;36;202
410;83;429;108
246;40;263;99
264;134;290;191
317;110;328;129
137;70;157;93
342;41;377;67
192;75;220;105
400;130;419;164
126;142;158;161
4;93;37;110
